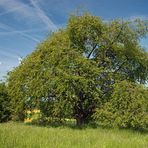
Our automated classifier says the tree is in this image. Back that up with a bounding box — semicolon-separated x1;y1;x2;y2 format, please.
93;80;148;129
7;13;148;126
0;83;11;122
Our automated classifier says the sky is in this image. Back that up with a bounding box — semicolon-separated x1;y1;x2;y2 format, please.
0;0;148;80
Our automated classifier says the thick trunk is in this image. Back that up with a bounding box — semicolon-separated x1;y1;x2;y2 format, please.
76;116;85;126
74;91;96;126
75;112;89;126
74;104;95;126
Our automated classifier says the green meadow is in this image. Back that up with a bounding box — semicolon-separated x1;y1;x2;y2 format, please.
0;122;147;148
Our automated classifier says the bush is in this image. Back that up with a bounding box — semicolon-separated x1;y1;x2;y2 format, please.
30;116;66;126
93;81;148;130
0;83;11;122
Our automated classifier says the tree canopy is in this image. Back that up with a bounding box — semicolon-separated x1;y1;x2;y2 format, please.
7;13;148;126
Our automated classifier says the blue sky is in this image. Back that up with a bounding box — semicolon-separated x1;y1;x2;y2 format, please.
0;0;148;80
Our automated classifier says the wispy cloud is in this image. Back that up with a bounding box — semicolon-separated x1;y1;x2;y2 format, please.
0;28;48;36
0;0;37;19
0;58;18;80
127;15;148;21
0;48;20;80
0;0;33;16
0;47;24;74
0;0;57;31
0;47;20;59
30;0;57;31
18;56;23;64
0;22;40;42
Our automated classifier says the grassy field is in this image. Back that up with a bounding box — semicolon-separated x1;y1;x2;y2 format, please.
0;122;147;148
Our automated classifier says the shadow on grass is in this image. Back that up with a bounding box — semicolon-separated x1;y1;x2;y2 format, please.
24;121;148;134
25;121;98;130
94;124;148;135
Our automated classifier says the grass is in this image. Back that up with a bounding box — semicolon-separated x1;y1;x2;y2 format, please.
0;122;148;148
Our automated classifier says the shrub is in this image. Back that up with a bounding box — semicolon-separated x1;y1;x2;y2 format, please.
93;81;148;130
0;83;11;122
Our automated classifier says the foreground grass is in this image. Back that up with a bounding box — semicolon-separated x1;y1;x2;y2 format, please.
0;122;147;148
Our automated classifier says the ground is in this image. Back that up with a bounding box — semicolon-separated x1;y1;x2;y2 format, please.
0;122;147;148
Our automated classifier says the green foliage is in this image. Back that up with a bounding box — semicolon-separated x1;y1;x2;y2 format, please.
94;81;148;129
67;13;103;54
0;83;11;122
7;12;148;126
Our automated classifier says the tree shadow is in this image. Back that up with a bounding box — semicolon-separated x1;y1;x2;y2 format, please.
95;124;148;135
24;120;148;134
25;121;98;130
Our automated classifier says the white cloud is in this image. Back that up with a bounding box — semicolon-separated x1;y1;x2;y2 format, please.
0;0;57;31
127;15;148;21
0;59;18;80
0;0;37;19
0;1;31;16
0;27;48;35
30;0;57;31
0;48;23;79
18;56;23;64
0;47;19;59
0;22;40;42
0;0;58;80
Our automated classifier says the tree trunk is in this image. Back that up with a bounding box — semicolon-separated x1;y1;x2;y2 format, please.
76;117;84;126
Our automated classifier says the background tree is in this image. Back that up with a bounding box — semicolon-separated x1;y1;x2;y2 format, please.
7;12;148;126
0;82;11;122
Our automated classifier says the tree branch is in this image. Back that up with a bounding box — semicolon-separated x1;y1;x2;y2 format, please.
113;60;127;74
87;44;97;59
110;19;124;47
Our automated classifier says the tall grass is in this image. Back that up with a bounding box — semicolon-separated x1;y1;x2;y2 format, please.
0;122;147;148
